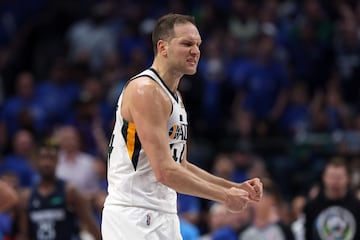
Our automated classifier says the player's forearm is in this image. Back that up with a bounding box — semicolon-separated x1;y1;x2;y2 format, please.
185;161;239;189
88;224;101;240
159;163;228;204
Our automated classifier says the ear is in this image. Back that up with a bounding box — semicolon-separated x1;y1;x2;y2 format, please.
157;40;168;57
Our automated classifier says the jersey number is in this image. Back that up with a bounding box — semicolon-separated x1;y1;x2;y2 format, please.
170;144;185;163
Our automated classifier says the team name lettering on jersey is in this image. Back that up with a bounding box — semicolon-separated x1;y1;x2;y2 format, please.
168;123;188;141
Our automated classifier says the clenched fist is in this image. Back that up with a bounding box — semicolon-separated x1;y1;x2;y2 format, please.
238;178;263;202
224;187;250;212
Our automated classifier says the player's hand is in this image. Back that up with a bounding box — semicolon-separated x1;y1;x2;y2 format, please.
238;178;263;202
224;187;249;213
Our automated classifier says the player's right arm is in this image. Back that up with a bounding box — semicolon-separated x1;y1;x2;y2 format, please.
17;189;31;240
122;78;249;212
66;184;102;240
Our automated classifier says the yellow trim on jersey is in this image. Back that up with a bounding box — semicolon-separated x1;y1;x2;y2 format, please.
126;122;136;160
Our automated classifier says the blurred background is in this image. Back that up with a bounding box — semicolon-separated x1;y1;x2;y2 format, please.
0;0;360;239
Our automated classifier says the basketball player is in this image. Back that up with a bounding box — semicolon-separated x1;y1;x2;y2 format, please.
17;141;101;240
102;13;263;239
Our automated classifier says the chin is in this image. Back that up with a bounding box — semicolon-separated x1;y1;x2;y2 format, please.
185;68;197;75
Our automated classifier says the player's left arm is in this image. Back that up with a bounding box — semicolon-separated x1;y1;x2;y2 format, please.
66;184;102;240
181;146;262;202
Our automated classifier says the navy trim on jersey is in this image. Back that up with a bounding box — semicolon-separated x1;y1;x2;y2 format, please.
149;68;179;103
130;71;174;115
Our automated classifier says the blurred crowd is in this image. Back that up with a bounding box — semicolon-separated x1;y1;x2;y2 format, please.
1;0;360;239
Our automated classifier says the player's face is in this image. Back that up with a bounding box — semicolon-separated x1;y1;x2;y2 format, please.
37;148;57;180
166;23;201;75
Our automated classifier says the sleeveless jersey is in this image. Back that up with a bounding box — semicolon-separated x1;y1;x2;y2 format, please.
27;180;80;240
104;68;188;213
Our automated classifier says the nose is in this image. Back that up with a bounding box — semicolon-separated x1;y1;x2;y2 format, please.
190;45;200;56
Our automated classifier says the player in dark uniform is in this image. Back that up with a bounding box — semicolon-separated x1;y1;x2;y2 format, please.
17;140;101;240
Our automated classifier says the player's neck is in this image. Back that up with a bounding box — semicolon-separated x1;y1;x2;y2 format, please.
151;60;182;93
39;178;57;195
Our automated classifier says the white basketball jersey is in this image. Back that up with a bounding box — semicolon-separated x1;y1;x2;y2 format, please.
104;68;188;213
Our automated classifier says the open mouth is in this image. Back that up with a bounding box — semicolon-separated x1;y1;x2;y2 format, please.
187;59;197;66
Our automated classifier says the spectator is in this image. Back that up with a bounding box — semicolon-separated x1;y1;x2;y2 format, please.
291;195;306;240
67;88;109;157
310;85;350;132
0;130;38;188
66;2;117;73
333;10;360;106
230;28;289;122
1;71;48;137
179;216;200;240
286;0;334;93
197;33;230;130
229;142;254;183
212;153;235;181
200;203;234;240
238;178;295;240
226;110;254;142
336;112;360;155
279;81;311;136
177;193;201;226
228;0;259;45
212;206;251;240
55;126;99;197
35;58;81;127
303;157;360;240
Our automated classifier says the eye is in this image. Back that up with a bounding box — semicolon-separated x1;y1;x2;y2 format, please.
182;41;193;47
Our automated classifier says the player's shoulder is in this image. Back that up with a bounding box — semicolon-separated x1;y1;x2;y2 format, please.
125;76;169;102
128;75;159;89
